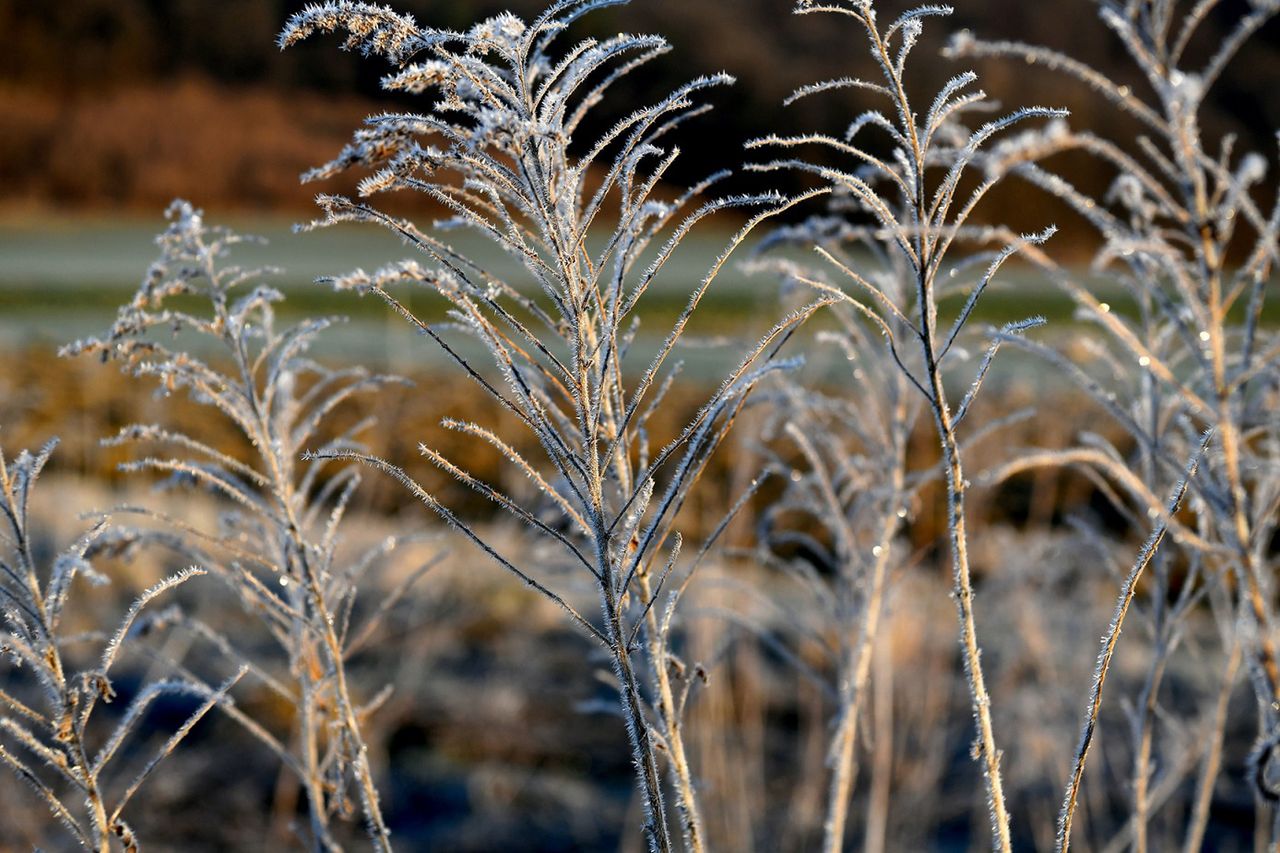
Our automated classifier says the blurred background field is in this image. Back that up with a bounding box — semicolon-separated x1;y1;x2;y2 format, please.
2;0;1275;350
14;216;1274;366
1;0;1276;219
10;344;1224;851
3;347;1267;850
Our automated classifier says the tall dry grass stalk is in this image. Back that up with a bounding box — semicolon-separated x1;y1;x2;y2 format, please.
0;437;241;851
951;1;1279;847
65;202;429;850
279;2;824;849
749;1;1069;847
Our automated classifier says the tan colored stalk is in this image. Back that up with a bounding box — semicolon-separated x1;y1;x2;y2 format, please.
8;478;112;850
298;664;337;851
273;454;393;850
1131;654;1170;853
599;552;672;853
1183;637;1242;853
864;629;894;853
867;5;1013;844
1202;205;1280;706
929;368;1012;852
228;277;393;850
637;570;706;853
576;203;672;853
1056;438;1206;853
780;6;1024;847
823;393;909;853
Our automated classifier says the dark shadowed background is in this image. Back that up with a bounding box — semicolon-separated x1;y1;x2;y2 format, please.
2;0;1277;235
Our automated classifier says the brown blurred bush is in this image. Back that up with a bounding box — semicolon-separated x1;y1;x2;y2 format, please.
0;78;388;212
1;0;1273;228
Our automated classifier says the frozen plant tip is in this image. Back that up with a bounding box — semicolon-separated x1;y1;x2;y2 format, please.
64;201;427;851
751;2;1068;848
951;2;1280;847
0;437;235;852
281;2;826;850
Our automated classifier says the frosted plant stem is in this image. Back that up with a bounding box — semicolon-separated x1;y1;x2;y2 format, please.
603;575;672;853
21;514;111;850
877;5;1012;839
1;437;218;850
296;538;394;851
638;572;705;853
273;465;393;849
1203;215;1280;706
823;394;908;853
932;373;1012;853
1214;352;1280;708
66;665;112;851
279;6;845;850
1130;651;1168;853
864;629;893;853
75;203;416;849
1056;436;1207;853
299;664;338;852
946;3;1277;845
81;744;111;851
593;506;671;853
761;3;1063;845
1183;636;1242;853
221;239;393;851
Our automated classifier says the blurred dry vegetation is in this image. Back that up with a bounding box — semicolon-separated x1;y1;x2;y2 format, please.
1;349;1169;851
2;0;1276;242
0;343;1117;554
